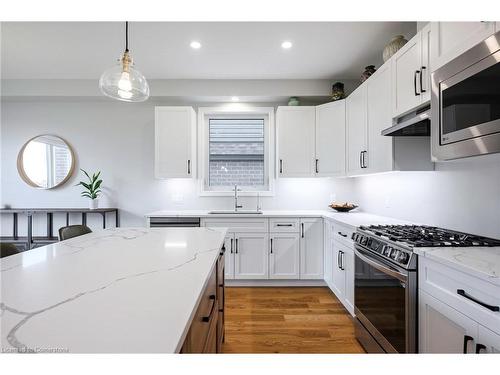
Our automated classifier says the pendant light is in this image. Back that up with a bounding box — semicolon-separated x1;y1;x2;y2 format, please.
99;22;150;102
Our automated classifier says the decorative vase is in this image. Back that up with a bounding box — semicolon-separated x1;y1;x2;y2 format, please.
89;199;98;210
331;82;345;101
383;35;408;62
360;65;377;83
288;96;300;106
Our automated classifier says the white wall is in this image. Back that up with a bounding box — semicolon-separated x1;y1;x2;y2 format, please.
0;99;356;236
353;153;500;238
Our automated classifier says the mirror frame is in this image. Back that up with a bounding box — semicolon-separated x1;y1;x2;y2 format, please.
17;134;76;189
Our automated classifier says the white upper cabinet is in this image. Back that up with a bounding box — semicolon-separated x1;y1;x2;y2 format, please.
276;106;316;177
366;61;393;173
155;106;196;178
430;22;496;72
299;218;324;279
346;85;368;175
391;25;431;118
269;233;300;279
315;101;346;176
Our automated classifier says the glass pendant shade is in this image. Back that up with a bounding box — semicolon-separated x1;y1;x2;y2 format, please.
99;51;150;102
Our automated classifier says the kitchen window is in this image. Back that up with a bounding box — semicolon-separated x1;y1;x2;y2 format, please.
199;107;274;196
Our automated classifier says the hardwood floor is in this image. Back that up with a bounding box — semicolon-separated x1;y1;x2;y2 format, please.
222;287;365;353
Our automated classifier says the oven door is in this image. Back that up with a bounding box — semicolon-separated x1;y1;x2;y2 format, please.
354;246;417;353
432;30;500;160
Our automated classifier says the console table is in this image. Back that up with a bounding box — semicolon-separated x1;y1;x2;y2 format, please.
0;208;119;250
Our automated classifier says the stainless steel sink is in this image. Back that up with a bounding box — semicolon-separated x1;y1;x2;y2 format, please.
208;210;263;215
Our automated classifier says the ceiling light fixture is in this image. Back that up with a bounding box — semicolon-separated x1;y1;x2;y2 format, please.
190;41;202;49
231;96;239;102
281;41;293;49
99;22;150;102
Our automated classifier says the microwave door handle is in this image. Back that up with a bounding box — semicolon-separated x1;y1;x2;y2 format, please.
355;248;407;282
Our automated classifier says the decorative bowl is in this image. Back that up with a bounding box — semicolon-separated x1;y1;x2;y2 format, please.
329;203;358;213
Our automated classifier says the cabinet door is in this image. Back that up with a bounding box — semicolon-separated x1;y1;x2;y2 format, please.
430;22;496;72
477;325;500;354
392;35;422;117
366;62;393;173
315;100;346;176
155;106;196;178
331;242;345;301
346;85;368;175
299;218;324;279
276;106;316;177
269;233;300;279
420;23;432;103
419;290;478;353
342;246;355;316
223;235;235;280
234;233;269;279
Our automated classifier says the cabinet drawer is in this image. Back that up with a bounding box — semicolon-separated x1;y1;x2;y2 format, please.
202;218;268;233
269;218;300;233
184;265;218;353
419;257;500;335
331;221;355;244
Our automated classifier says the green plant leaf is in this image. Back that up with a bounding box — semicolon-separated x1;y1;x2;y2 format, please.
81;169;91;181
94;180;102;190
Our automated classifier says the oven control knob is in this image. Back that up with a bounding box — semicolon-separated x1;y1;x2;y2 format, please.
391;250;400;260
398;252;409;263
361;236;367;245
384;246;392;256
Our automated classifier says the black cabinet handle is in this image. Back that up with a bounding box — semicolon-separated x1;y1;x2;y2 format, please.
301;223;305;238
337;250;341;269
463;335;473;354
270;238;273;254
420;66;426;93
315;159;319;174
457;289;500;312
359;151;363;169
279;159;283;174
414;70;421;96
187;159;191;175
340;251;345;270
338;231;347;237
235;238;238;254
362;151;368;168
230;238;233;254
202;295;216;322
276;224;293;227
476;343;487;354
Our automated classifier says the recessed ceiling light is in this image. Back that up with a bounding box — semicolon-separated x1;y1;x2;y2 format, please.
190;41;202;49
231;96;239;102
281;41;293;49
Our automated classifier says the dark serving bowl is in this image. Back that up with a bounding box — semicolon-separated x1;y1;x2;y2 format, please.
329;205;358;213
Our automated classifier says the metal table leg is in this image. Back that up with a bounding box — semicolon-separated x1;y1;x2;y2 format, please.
82;212;87;226
102;212;106;229
27;213;33;249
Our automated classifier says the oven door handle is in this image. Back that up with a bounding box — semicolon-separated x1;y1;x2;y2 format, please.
355;248;408;282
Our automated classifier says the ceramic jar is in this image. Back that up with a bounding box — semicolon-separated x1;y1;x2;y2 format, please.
383;35;408;62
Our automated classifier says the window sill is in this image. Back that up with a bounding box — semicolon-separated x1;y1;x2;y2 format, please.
199;190;275;197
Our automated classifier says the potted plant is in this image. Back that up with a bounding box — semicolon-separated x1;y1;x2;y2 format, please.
76;169;102;209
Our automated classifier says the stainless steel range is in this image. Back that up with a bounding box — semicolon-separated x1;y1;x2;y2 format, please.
352;224;500;353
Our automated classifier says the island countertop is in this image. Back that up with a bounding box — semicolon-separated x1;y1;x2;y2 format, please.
0;227;226;353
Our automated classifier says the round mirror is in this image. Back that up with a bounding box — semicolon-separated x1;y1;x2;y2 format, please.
17;135;75;189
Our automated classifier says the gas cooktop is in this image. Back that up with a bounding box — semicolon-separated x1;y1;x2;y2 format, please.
360;225;500;248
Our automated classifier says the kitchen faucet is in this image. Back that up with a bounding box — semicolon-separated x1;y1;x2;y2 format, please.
234;185;243;211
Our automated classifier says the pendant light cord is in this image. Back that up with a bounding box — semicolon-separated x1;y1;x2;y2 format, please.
125;21;129;52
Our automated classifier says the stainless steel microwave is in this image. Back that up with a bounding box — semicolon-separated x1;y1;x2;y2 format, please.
431;30;500;161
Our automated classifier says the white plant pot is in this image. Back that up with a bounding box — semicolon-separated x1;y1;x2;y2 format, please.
89;199;98;210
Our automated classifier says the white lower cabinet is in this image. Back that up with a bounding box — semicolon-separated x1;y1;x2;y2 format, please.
299;218;324;279
342;247;355;314
419;257;500;353
234;233;269;279
224;235;235;279
269;233;300;279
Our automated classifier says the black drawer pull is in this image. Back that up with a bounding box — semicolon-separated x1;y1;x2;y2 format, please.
338;231;347;237
202;295;216;322
476;343;487;354
276;224;293;227
463;335;473;354
457;289;500;312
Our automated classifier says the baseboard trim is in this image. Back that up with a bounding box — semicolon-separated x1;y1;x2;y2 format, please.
225;279;326;287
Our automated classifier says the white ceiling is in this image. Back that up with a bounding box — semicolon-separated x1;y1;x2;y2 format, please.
1;22;416;80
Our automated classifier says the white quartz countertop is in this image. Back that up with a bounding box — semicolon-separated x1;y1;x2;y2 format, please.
414;246;500;286
146;210;411;228
0;227;226;353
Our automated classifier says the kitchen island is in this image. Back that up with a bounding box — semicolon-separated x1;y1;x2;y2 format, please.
0;227;227;353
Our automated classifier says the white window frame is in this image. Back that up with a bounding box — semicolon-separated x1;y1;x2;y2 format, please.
198;106;275;197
